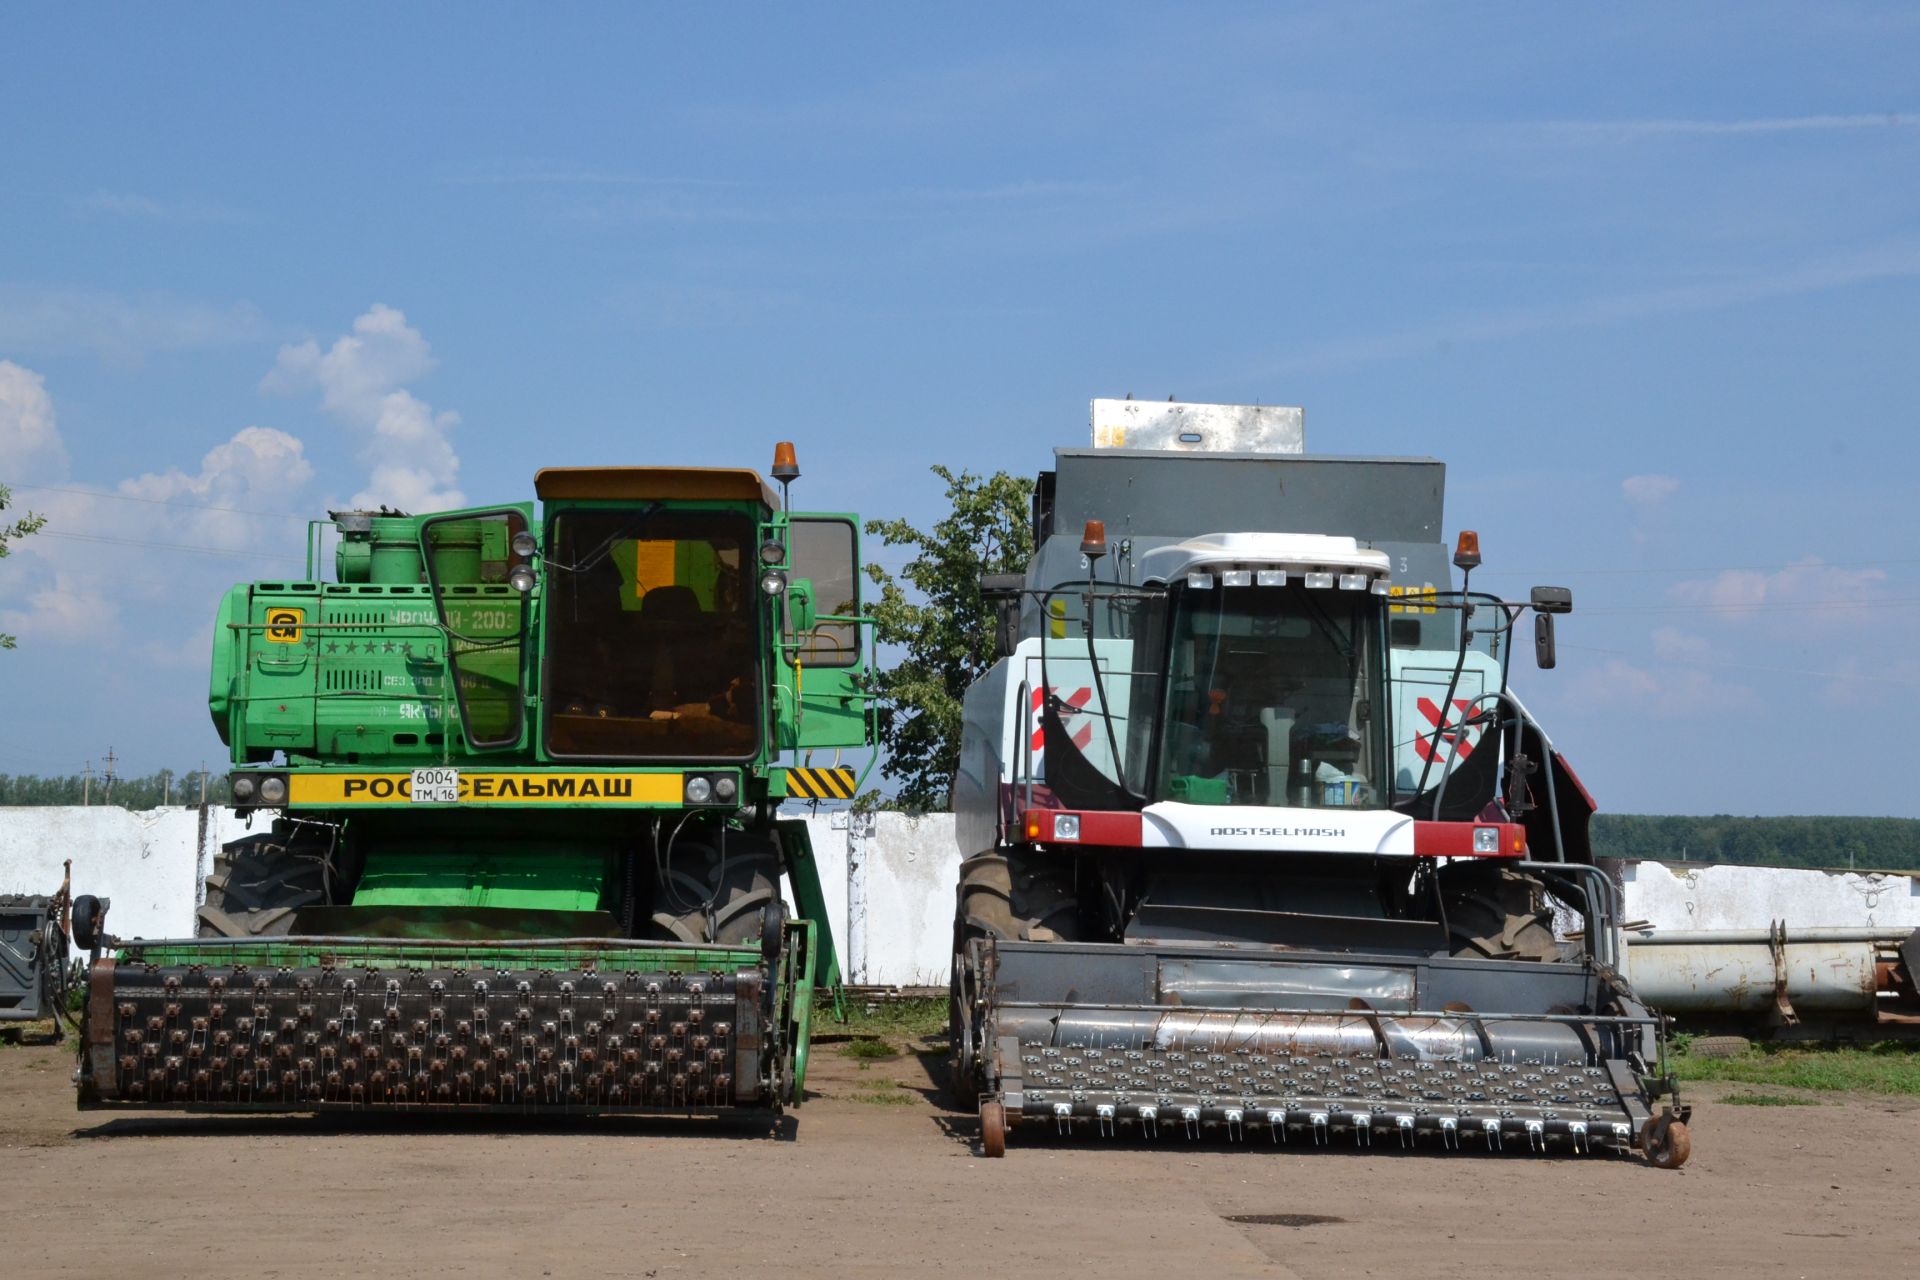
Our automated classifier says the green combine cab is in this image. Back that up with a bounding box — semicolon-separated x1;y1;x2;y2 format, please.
76;449;875;1119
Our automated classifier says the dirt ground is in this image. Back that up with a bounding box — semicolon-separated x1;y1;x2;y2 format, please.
3;1028;1917;1280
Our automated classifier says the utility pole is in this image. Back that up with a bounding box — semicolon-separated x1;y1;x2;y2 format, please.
82;760;92;806
198;761;208;805
102;746;117;805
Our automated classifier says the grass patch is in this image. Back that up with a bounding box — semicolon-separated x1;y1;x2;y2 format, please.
851;1080;918;1106
1720;1091;1819;1106
827;996;946;1042
1673;1042;1920;1096
840;1038;901;1061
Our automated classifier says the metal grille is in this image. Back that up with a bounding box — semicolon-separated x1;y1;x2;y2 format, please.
1007;1041;1637;1153
92;960;768;1113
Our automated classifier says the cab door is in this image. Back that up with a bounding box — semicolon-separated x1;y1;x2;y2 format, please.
777;513;870;750
418;504;536;752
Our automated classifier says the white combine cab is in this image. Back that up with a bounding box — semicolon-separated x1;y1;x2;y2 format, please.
948;402;1691;1167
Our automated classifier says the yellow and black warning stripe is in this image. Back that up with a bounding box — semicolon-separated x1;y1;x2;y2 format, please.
785;765;857;801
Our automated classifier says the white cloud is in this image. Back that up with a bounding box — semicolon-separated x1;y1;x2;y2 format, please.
1260;239;1920;376
1669;557;1889;623
72;191;243;223
1621;473;1680;507
0;287;266;365
0;360;68;480
0;361;312;647
1650;627;1711;662
1541;113;1917;139
265;304;463;512
1565;655;1754;717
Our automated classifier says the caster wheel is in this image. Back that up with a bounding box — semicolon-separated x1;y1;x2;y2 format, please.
1642;1115;1691;1169
980;1099;1008;1158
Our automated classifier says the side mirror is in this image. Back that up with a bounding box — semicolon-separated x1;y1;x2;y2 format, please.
1530;585;1573;614
1534;613;1557;669
979;573;1025;660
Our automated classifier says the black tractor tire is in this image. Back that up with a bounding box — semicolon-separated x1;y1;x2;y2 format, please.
1688;1035;1753;1060
647;832;781;947
948;849;1081;1106
196;821;332;938
956;849;1080;944
1439;862;1561;963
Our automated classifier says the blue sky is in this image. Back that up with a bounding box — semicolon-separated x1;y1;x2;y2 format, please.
1;4;1915;815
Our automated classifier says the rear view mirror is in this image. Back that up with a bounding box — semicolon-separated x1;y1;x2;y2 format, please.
1534;613;1557;669
1530;585;1573;614
980;573;1025;660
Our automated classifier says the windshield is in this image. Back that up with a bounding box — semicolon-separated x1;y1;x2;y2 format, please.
543;508;760;759
1155;583;1387;808
1029;581;1517;814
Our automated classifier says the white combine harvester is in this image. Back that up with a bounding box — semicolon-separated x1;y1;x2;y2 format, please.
947;400;1691;1166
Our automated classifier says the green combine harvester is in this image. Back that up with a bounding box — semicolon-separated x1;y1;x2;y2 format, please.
73;446;875;1118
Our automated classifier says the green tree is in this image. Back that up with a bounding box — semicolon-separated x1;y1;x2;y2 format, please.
0;483;47;649
862;466;1035;811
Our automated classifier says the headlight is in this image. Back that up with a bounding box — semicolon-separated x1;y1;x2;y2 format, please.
760;570;788;596
1472;826;1500;854
1338;573;1368;591
759;540;786;566
510;530;538;558
1221;570;1252;587
1054;814;1081;841
1304;571;1335;590
713;775;738;803
508;564;537;593
230;775;257;802
685;776;713;804
259;776;288;805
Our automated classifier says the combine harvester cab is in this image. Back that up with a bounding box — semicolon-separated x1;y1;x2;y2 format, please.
950;402;1690;1164
74;445;877;1120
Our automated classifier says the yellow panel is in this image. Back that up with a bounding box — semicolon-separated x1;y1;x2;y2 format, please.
287;771;684;806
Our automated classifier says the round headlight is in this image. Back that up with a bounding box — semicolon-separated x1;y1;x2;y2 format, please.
510;530;538;558
260;776;288;805
230;775;257;802
508;564;537;593
759;539;785;566
760;569;788;597
713;775;738;803
685;776;713;804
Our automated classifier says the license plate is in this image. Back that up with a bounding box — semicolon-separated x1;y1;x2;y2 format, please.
410;767;460;803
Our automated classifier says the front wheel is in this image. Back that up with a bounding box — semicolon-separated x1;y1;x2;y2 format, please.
646;831;781;947
196;820;332;938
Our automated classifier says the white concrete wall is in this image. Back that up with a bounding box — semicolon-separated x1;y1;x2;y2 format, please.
1622;859;1920;933
0;805;962;987
0;805;251;941
10;806;1914;989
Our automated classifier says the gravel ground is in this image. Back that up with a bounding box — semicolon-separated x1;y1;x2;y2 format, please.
4;1031;1917;1279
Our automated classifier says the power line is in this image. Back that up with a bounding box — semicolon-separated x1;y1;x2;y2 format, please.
5;481;311;523
1477;557;1919;578
34;529;306;563
1558;641;1919;689
1573;596;1920;616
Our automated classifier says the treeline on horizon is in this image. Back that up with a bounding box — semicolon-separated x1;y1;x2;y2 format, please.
1;769;228;809
1590;814;1920;872
2;771;1914;872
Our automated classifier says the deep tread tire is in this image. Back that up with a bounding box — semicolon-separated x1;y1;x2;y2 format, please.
1688;1035;1752;1060
957;850;1079;943
1439;863;1560;962
949;849;1081;1106
647;834;781;947
195;823;330;938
